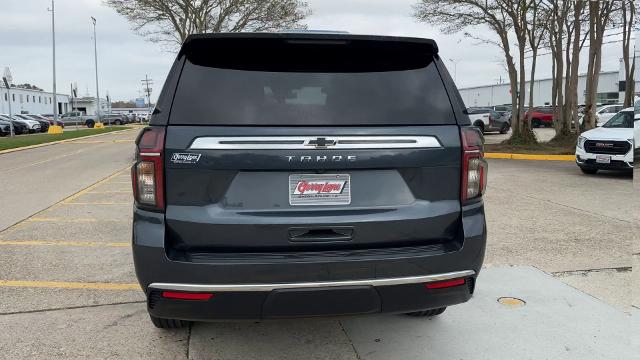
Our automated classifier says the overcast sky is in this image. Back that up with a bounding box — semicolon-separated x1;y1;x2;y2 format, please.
0;0;628;102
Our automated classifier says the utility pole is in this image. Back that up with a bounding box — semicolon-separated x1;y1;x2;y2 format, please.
141;75;153;123
2;70;14;137
48;0;58;126
91;16;102;125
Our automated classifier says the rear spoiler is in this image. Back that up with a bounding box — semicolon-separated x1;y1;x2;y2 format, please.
179;33;439;73
180;32;439;57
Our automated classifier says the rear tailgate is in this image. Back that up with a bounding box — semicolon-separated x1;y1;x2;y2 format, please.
161;34;464;254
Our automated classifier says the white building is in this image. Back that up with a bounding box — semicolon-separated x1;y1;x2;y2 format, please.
69;97;108;116
458;59;638;108
0;86;70;115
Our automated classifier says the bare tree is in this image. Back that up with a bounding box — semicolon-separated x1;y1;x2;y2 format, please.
105;0;311;48
525;0;546;132
621;0;636;107
583;1;617;130
541;0;588;138
413;0;536;143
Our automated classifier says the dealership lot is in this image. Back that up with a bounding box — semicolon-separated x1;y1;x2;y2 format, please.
0;134;635;358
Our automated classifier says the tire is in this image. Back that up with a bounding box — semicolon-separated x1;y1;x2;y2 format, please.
580;167;598;175
86;120;95;128
473;121;485;133
404;307;447;317
532;118;541;128
115;120;122;125
499;123;510;134
149;315;190;329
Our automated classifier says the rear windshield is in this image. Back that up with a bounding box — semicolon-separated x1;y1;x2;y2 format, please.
170;48;455;126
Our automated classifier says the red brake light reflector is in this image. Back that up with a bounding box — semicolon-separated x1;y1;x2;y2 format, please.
161;291;214;300
425;278;466;289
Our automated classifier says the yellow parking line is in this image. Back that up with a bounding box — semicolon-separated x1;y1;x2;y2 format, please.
60;202;131;205
0;240;130;247
61;167;131;204
87;190;131;194
0;280;140;290
485;152;575;161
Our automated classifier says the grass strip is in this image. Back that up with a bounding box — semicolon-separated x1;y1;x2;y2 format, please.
0;127;128;151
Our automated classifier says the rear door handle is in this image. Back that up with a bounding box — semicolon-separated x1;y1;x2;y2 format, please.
288;227;354;242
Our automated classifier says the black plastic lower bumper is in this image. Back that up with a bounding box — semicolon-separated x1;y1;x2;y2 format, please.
147;278;475;321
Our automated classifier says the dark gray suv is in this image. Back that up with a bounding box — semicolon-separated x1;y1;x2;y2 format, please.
131;33;487;328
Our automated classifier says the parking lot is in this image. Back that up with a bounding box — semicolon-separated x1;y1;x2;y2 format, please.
0;128;636;359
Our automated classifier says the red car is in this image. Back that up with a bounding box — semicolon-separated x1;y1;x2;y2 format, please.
523;107;554;128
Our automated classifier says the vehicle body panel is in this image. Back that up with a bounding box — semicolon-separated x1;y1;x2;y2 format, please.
133;32;487;322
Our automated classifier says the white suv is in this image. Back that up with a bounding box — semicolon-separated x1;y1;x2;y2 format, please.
576;107;634;174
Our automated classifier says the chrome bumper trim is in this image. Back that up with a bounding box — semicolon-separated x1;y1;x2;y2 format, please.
149;270;475;292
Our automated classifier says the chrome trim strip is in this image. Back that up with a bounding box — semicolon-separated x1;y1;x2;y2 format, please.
140;152;161;157
149;270;475;292
189;136;442;150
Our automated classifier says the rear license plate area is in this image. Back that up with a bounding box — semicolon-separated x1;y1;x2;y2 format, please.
289;174;351;206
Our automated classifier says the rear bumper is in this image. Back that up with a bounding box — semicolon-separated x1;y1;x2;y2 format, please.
147;272;475;320
133;203;486;321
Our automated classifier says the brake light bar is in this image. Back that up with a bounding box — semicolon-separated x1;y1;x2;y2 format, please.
132;127;165;211
161;291;214;300
425;278;466;289
461;127;487;203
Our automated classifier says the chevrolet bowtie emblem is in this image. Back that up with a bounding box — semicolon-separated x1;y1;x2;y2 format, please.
305;137;337;148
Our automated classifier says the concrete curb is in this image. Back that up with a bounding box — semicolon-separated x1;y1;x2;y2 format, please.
0;128;138;155
485;152;575;161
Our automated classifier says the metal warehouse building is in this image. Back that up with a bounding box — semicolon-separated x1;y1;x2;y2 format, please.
0;87;70;115
458;58;638;108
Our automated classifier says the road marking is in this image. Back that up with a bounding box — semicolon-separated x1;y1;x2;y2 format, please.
59;168;131;205
27;217;127;223
60;202;131;205
0;148;87;174
0;240;130;247
87;190;131;194
0;280;140;290
485;153;575;161
71;139;134;144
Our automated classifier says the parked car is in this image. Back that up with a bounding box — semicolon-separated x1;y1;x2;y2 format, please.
27;114;65;128
0;119;11;136
594;104;624;127
466;107;509;134
1;114;41;133
490;105;511;117
101;114;127;125
132;33;488;329
60;111;98;128
523;107;554;128
14;114;49;133
0;115;28;135
575;107;634;174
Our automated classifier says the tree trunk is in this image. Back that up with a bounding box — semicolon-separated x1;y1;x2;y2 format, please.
622;0;635;107
568;1;583;134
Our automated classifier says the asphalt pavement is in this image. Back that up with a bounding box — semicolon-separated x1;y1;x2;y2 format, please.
0;128;139;230
0;136;636;359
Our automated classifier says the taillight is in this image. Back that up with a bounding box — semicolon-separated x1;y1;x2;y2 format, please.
461;127;488;203
132;127;165;211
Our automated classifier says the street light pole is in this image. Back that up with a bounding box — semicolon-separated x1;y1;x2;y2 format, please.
91;16;102;125
2;76;14;137
49;0;58;126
